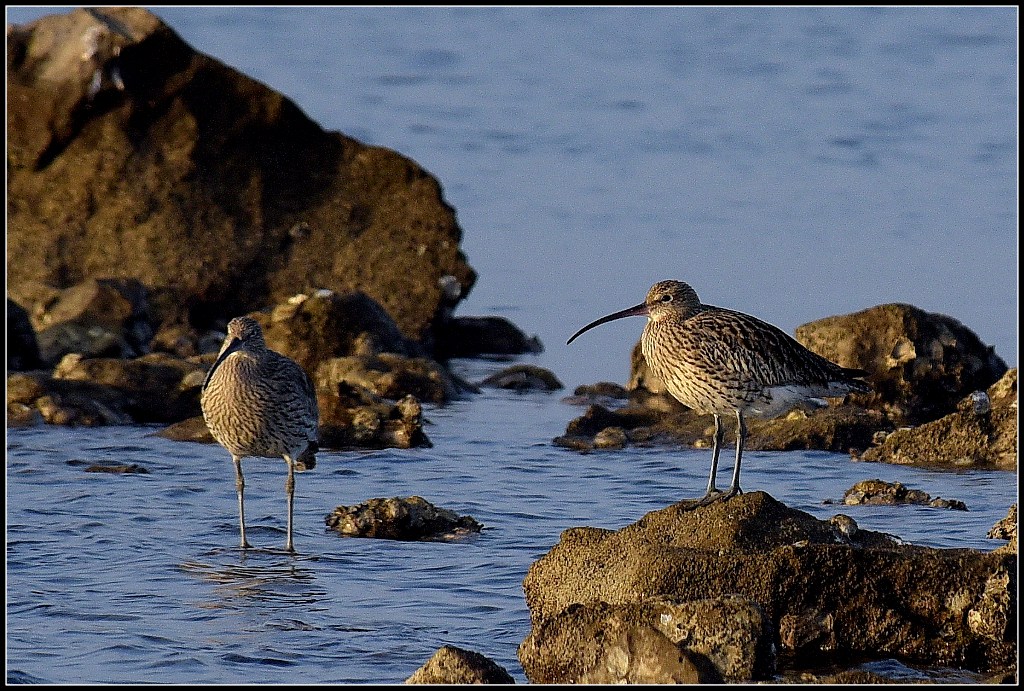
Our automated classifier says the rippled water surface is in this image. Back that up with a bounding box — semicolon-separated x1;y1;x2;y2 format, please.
5;5;1018;684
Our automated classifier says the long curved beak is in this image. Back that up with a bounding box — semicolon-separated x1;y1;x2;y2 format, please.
202;337;242;391
566;302;649;345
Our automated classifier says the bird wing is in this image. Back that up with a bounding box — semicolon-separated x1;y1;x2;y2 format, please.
268;352;320;439
688;308;853;388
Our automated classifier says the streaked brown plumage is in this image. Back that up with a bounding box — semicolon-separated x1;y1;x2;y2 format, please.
200;316;319;552
568;280;871;502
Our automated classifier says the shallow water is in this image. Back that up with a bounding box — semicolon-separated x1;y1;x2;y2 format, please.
5;362;1017;683
5;5;1018;684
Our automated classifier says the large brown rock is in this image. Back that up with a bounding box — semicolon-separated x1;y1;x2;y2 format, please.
522;493;1016;676
795;303;1007;425
7;8;475;344
252;290;423;374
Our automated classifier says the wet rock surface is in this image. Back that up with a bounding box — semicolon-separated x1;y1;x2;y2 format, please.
405;645;515;684
520;492;1016;680
325;496;482;541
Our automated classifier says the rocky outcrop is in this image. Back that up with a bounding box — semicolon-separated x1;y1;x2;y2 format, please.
318;388;432;450
405;645;515;684
7;370;133;427
859;368;1017;470
7;7;475;346
254;290;423;371
49;351;205;423
794;303;1007;426
9;278;153;366
326;496;481;541
519;492;1016;681
316;355;460;406
7;352;203;426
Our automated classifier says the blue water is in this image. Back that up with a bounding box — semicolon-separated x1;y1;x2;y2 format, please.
5;6;1018;684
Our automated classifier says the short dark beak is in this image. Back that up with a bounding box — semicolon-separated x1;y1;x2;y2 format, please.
566;302;650;345
202;337;242;391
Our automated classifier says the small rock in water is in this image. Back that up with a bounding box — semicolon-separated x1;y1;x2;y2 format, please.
405;645;514;684
842;479;966;510
325;495;482;541
478;364;563;392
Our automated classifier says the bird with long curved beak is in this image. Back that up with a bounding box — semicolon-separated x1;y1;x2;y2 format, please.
568;280;870;503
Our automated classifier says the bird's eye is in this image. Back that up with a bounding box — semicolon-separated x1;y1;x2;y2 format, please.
660;294;673;303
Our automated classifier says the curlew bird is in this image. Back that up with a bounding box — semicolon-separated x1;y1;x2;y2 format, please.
201;316;320;552
567;280;871;503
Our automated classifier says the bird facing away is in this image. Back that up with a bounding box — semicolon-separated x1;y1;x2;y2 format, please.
567;280;871;503
200;316;320;552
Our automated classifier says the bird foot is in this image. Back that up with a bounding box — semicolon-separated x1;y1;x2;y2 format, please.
697;489;726;506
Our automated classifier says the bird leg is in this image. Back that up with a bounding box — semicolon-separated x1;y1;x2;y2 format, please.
722;410;746;499
233;455;252;549
284;455;296;554
698;414;726;505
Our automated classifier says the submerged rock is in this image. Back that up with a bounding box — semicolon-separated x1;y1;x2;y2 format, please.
83;463;149;474
326;496;482;541
405;645;514;684
520;492;1015;681
478;364;563;392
